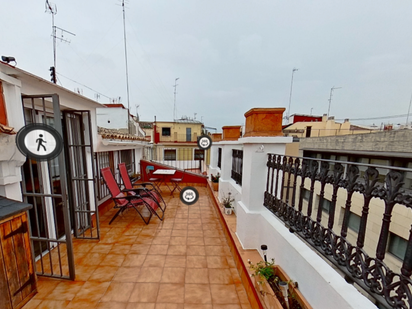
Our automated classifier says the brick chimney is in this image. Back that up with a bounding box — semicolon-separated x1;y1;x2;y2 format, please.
243;108;285;137
222;126;241;141
211;133;222;142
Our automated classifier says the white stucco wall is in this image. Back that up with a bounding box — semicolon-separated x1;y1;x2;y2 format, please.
211;134;377;309
96;107;128;130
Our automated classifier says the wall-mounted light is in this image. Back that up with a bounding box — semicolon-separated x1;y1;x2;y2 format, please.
261;244;268;262
1;56;17;65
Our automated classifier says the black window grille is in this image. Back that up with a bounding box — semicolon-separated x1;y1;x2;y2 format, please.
217;148;222;169
231;149;243;185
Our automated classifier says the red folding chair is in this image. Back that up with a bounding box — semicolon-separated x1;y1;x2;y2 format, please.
170;172;184;195
100;167;162;225
146;165;162;192
118;163;166;215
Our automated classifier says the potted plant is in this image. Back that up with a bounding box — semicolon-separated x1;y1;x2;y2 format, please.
221;192;235;215
211;173;220;191
248;259;311;309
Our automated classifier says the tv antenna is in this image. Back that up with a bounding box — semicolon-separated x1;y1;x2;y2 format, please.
45;0;75;83
327;86;342;117
173;78;179;120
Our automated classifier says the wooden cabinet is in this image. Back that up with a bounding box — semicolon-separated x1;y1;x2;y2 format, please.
0;211;37;309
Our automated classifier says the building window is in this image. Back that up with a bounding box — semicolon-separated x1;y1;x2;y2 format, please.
388;233;408;260
231;149;243;186
162;127;171;136
217;148;222;169
301;188;311;202
164;149;176;160
347;212;361;233
320;197;331;214
194;149;204;160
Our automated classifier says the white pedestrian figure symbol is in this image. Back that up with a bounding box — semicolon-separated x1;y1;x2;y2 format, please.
36;134;47;152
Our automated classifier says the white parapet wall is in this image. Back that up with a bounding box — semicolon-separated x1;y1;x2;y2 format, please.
236;200;378;309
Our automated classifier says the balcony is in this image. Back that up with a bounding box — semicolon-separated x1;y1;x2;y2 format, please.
158;133;199;143
24;185;256;308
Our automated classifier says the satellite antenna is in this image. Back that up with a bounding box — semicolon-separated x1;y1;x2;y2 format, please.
45;0;75;84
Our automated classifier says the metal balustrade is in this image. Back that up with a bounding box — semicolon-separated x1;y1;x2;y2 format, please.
264;154;412;309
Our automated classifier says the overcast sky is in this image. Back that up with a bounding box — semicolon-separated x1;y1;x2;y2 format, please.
1;1;412;130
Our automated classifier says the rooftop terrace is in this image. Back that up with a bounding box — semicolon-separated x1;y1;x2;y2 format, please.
24;186;254;309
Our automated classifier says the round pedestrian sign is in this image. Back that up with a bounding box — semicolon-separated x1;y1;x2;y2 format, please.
16;123;63;161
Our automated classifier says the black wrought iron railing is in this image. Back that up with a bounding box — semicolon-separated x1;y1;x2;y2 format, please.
231;149;243;185
264;154;412;309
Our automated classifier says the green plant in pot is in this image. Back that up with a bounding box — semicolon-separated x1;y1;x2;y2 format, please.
211;173;220;191
249;259;304;309
221;192;235;215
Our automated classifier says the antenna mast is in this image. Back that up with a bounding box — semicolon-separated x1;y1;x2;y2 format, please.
122;0;131;134
173;78;179;120
45;0;75;84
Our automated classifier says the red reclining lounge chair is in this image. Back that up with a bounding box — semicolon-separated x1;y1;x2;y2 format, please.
101;167;162;225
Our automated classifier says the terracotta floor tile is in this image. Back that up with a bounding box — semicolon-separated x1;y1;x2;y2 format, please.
91;244;114;254
148;244;169;255
126;303;156;309
33;278;61;299
156;229;173;237
174;219;188;224
240;304;252;309
210;285;239;304
205;246;225;256
73;281;110;301
208;268;234;284
212;305;242;309
123;227;143;236
36;300;70;308
170;236;187;245
73;242;96;253
206;256;230;269
164;255;186;268
160;267;185;283
136;267;163;282
89;266;119;281
227;257;236;269
101;282;135;302
45;281;85;301
186;245;206;256
143;255;166;267
203;230;222;237
152;236;172;244
203;237;222;245
22;299;42;309
187;230;204;237
110;244;132;254
118;235;138;244
185;268;209;284
186;237;204;245
123;254;147;267
78;252;107;266
173;223;188;230
184;305;212;309
95;301;127;309
131;243;151;254
155;304;184;309
186;256;208;268
135;236;154;244
167;245;187;255
156;283;184;303
184;284;212;304
113;266;141;282
129;283;160;302
189;219;202;224
171;229;188;237
66;299;99;308
100;254;126;267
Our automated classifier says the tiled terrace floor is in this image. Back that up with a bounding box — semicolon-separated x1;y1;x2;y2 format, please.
24;186;253;309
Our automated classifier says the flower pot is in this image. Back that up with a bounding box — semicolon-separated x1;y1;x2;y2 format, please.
212;182;219;191
253;265;312;309
224;207;232;215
